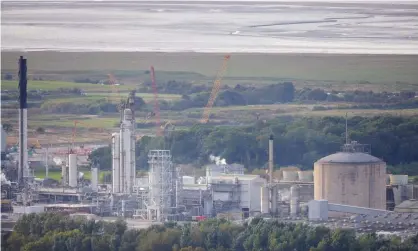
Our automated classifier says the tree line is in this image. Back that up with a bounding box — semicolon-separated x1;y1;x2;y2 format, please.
5;80;417;113
89;115;418;174
145;81;418;111
3;213;418;251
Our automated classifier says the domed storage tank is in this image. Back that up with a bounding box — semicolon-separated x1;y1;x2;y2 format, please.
314;151;386;210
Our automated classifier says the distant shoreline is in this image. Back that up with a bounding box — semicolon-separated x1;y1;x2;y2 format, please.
2;51;418;84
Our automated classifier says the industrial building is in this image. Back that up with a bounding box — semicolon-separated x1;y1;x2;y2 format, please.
2;56;418;237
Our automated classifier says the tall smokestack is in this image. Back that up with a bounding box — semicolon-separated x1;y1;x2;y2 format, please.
268;134;274;183
18;56;28;185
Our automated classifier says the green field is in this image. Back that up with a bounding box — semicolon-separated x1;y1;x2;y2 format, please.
1;80;135;92
35;169;113;183
3;51;418;91
42;93;182;104
29;116;121;129
35;169;91;181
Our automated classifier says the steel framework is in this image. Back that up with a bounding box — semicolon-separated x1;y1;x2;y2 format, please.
147;150;181;221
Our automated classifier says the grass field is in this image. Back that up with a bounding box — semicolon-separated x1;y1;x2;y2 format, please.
35;169;91;181
41;92;181;105
2;51;418;91
34;169;90;180
35;169;112;183
1;80;134;92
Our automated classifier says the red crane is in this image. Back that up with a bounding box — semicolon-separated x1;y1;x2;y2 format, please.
150;66;162;137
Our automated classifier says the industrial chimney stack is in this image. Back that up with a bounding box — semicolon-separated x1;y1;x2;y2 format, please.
267;134;278;216
268;134;274;183
18;56;28;186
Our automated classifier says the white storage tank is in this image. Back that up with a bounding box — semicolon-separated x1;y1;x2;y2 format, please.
135;176;149;187
282;171;298;181
91;167;98;192
290;185;300;216
182;176;195;185
68;154;78;187
298;171;313;182
314;151;386;210
389;175;408;185
61;164;68;186
260;186;269;214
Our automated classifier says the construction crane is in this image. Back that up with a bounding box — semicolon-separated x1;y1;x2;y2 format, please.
107;73;124;113
200;55;231;124
150;66;162;137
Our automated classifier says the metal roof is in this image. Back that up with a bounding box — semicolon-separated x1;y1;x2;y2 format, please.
316;152;383;164
212;174;261;181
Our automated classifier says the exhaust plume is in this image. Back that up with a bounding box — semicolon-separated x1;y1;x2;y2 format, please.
209;154;227;165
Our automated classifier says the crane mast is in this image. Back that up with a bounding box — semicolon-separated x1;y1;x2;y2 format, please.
201;55;231;124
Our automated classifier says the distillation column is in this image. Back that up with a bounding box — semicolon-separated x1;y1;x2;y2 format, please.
112;133;120;193
119;108;135;194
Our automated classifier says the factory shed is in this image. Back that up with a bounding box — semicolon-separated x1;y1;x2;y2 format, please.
394;199;418;213
210;174;266;215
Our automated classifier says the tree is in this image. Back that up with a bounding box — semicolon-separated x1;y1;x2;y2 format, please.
88;146;112;170
3;73;13;80
36;127;45;134
4;213;418;251
2;123;13;133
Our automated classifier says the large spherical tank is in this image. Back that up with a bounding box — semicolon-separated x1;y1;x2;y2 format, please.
314;152;386;210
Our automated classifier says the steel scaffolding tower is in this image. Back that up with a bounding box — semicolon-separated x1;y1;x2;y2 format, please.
147;150;181;221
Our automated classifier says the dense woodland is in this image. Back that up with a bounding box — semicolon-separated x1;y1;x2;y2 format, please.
89;115;418;175
3;213;418;251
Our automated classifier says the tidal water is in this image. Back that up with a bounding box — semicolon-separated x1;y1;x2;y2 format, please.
2;0;418;54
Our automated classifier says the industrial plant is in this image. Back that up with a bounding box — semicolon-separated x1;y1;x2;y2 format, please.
2;56;418;237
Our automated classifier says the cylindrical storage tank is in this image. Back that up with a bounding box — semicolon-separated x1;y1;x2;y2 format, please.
61;164;68;186
91;167;98;192
314;152;386;210
68;154;78;187
112;133;120;193
290;185;300;216
182;176;195;185
389;175;408;185
298;171;313;182
260;186;269;214
282;171;298;181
